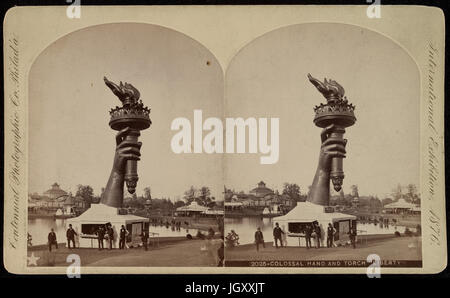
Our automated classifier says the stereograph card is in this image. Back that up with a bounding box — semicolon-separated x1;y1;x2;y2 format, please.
3;5;446;274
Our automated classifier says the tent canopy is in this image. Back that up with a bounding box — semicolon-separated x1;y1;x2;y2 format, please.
384;199;416;209
176;201;209;212
68;203;148;225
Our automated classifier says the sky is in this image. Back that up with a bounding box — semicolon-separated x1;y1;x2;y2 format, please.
29;22;419;200
29;23;224;200
224;23;419;199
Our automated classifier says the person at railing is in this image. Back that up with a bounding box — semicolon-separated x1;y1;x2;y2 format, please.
225;230;240;248
96;226;105;250
327;223;336;248
312;221;321;249
305;224;312;249
106;224;114;249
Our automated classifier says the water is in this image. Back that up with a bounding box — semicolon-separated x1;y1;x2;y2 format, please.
28;217;198;246
28;218;68;246
225;217;416;245
147;224;198;238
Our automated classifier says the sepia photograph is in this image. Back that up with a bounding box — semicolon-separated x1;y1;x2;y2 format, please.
26;23;225;267
223;23;422;267
3;5;446;274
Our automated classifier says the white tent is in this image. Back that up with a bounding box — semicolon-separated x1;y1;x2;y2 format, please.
67;203;149;248
273;202;357;247
176;201;210;215
384;199;417;213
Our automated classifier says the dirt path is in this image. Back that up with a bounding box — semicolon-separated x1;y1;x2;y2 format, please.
225;236;422;261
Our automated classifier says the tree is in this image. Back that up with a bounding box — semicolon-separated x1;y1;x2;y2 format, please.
406;184;419;203
368;197;382;210
198;186;214;206
350;185;359;198
282;183;301;201
76;185;94;208
174;200;186;209
382;198;393;206
143;187;152;200
199;186;211;200
183;186;197;204
124;196;145;209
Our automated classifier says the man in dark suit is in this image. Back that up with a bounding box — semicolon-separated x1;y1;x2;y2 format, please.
314;222;322;248
97;226;105;250
304;224;312;249
66;224;77;249
48;228;58;252
106;224;114;249
119;225;128;249
141;229;149;251
254;227;265;251
349;228;357;249
273;223;284;248
327;223;336;248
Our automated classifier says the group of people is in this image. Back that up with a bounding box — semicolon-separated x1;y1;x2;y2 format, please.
150;218;187;231
97;224;153;251
253;222;285;251
95;223;118;250
251;221;358;251
225;230;240;247
47;224;153;251
47;224;79;251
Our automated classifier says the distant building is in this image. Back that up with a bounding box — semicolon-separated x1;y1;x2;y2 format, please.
43;182;68;200
250;181;274;198
226;181;295;210
383;199;420;214
28;183;88;215
175;201;224;217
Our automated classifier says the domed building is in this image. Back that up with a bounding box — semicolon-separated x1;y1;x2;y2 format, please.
250;181;274;198
43;182;68;200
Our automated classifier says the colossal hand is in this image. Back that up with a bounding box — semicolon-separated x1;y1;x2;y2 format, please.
317;124;347;172
112;127;142;174
308;124;347;206
101;127;142;208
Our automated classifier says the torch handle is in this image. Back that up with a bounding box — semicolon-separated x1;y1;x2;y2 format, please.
124;129;141;194
329;126;346;192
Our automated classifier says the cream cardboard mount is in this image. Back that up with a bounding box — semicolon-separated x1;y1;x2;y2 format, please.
3;5;446;274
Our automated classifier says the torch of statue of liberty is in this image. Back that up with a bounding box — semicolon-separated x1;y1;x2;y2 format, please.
306;74;356;205
101;77;151;208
